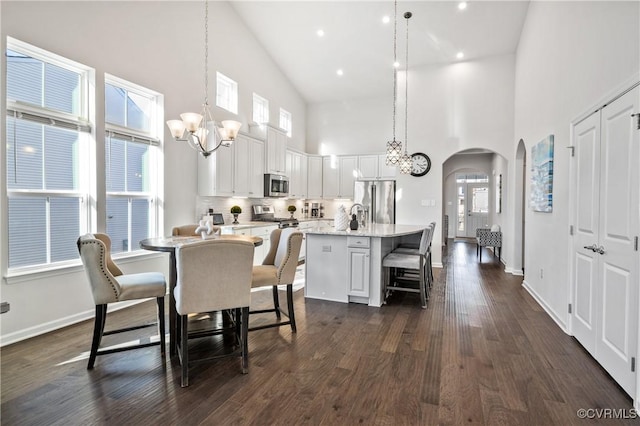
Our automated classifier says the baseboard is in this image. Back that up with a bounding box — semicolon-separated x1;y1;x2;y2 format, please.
521;280;568;334
505;267;524;276
0;299;145;347
433;262;443;269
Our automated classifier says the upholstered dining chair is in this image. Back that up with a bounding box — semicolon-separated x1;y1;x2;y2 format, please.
77;233;166;369
250;228;303;332
172;223;221;237
175;238;254;387
382;226;431;308
476;226;502;262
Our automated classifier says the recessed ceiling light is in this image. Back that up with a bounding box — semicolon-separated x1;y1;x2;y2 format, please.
456;51;465;59
336;69;344;76
393;61;400;68
458;2;468;10
382;15;390;24
317;29;325;37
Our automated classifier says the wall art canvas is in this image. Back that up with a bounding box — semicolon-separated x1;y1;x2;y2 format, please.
530;135;554;212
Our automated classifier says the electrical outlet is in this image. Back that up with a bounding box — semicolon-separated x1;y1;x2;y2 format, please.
421;200;428;206
540;268;544;279
322;245;332;252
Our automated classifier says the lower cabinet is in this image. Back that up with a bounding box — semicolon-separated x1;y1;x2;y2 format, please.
348;237;370;299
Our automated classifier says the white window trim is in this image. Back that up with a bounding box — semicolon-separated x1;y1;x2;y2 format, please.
252;92;269;125
216;71;238;114
279;108;292;137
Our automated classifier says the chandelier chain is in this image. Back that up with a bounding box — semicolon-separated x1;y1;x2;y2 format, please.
404;12;409;153
204;0;209;106
392;0;397;140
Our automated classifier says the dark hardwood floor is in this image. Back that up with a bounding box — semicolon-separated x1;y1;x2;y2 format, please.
2;241;637;425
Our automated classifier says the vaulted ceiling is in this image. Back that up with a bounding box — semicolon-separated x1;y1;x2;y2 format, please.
231;1;530;104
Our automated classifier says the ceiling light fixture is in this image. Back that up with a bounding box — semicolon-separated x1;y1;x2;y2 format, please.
382;15;390;24
166;0;241;158
456;51;465;59
385;0;402;166
317;29;325;37
336;69;344;76
398;11;413;175
458;2;468;10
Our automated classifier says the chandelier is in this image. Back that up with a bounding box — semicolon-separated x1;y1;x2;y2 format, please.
166;0;241;158
385;0;402;165
398;11;413;174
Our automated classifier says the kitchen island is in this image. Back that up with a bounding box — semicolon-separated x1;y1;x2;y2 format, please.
304;224;429;307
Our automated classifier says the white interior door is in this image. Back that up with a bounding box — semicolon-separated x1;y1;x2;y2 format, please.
595;87;638;396
572;86;639;397
466;183;489;238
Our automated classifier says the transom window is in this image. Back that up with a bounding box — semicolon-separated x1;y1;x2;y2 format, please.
252;93;269;124
279;108;292;137
216;72;238;114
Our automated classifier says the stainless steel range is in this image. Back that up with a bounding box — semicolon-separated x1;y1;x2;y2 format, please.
252;205;299;228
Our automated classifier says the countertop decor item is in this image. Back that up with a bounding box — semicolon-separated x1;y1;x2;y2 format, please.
334;205;349;231
350;214;359;231
287;205;297;218
231;205;242;224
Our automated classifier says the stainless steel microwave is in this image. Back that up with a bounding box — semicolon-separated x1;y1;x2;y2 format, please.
264;174;289;197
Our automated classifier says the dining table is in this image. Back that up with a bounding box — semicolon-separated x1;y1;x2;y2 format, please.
140;234;263;357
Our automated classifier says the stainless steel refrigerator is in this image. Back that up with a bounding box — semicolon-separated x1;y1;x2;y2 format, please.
353;180;396;225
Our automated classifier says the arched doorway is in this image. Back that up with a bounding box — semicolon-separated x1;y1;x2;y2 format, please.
513;139;526;275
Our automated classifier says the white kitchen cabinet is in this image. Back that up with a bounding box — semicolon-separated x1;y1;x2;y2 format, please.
348;247;370;298
197;143;234;196
307;156;323;199
286;150;308;199
266;126;287;175
199;134;264;197
323;155;357;199
357;154;396;179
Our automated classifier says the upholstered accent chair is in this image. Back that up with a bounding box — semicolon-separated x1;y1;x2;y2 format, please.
174;238;254;387
382;226;432;308
77;233;166;369
476;226;502;262
250;228;303;332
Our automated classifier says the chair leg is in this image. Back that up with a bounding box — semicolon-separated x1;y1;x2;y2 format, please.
241;307;249;374
419;261;427;309
479;247;483;262
272;286;281;320
156;297;166;355
286;284;297;333
180;314;189;387
88;304;107;369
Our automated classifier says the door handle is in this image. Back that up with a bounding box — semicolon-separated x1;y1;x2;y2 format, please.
583;244;597;252
596;245;606;255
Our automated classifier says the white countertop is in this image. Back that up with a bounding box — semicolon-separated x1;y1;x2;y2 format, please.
306;223;427;238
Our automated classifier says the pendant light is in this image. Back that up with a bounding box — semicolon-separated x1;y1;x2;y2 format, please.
385;0;402;165
398;11;413;175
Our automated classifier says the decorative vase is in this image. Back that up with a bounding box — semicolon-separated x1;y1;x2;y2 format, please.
232;213;239;224
290;212;295;219
349;214;359;231
334;205;349;231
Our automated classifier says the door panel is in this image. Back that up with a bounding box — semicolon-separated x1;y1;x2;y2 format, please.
595;87;639;396
574;252;596;353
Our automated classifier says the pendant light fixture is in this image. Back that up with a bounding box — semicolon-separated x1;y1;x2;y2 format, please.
166;0;242;158
398;11;413;175
385;0;402;165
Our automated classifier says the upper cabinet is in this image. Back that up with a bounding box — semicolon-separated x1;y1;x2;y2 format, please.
286;149;308;199
307;156;323;199
198;134;264;198
266;126;287;175
356;154;396;179
322;156;357;199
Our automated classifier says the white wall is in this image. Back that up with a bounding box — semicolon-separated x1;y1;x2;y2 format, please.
0;1;306;344
307;54;516;268
513;1;639;329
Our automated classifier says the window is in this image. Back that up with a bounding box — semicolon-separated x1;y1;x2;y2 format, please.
216;72;238;114
105;75;161;255
279;108;292;137
6;38;91;270
252;93;269;124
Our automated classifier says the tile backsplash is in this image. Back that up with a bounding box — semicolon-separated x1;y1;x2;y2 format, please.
196;197;349;224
